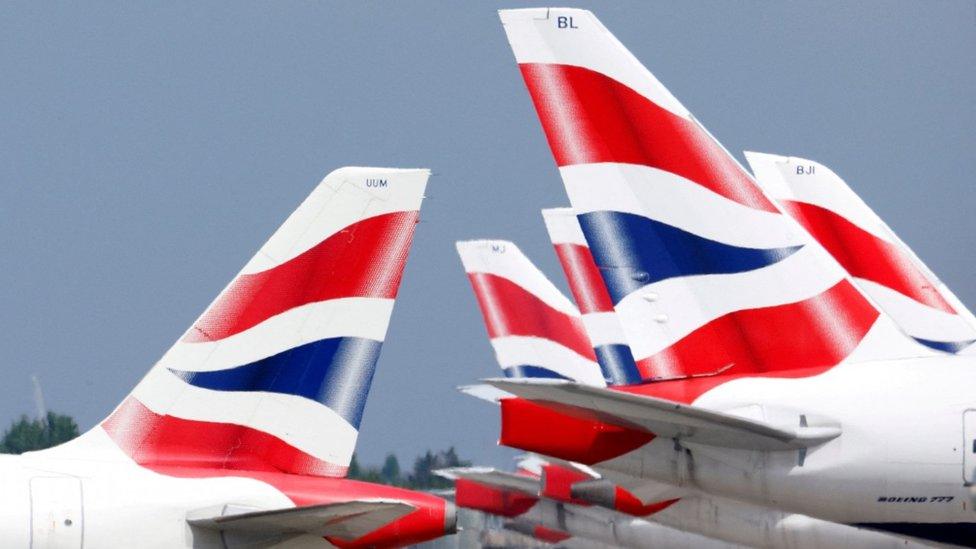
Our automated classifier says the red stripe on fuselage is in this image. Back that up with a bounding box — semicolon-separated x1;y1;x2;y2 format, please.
185;211;419;343
467;272;596;361
553;242;615;314
519;63;775;212
628;279;878;402
102;397;347;477
781;200;955;314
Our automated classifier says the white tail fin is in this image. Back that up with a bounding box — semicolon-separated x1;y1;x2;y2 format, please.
746;151;976;353
500;8;928;383
456;239;604;386
97;167;429;477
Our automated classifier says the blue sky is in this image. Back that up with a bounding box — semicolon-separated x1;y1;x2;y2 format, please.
0;1;973;467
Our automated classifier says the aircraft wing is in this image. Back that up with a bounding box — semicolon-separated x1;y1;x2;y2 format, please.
188;500;415;540
487;378;840;451
436;466;541;495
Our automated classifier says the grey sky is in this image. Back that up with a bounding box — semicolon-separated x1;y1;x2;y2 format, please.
0;2;973;468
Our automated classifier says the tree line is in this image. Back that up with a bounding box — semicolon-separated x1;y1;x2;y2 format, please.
347;447;470;490
0;412;79;454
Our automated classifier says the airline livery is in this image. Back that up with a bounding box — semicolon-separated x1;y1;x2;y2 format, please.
475;7;976;548
457;237;930;548
2;6;968;549
0;167;455;548
745;151;976;353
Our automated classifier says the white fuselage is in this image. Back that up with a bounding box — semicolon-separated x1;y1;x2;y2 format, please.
597;356;976;527
0;431;327;549
631;491;937;548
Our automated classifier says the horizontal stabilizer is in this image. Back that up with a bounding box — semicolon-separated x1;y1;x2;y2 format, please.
486;378;840;451
457;383;513;404
188;500;414;541
436;467;540;496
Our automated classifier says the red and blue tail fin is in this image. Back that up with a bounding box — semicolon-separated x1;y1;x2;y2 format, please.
541;208;641;385
456;239;605;386
96;167;429;477
747;152;976;354
500;8;928;384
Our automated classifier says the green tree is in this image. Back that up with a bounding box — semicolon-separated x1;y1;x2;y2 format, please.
410;450;438;488
441;446;463;468
348;453;363;479
346;448;470;489
0;412;79;454
381;453;401;485
408;447;470;489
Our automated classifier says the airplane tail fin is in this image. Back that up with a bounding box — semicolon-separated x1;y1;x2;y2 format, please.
500;8;927;382
746;152;976;353
542;208;641;385
456;239;604;386
96;167;429;477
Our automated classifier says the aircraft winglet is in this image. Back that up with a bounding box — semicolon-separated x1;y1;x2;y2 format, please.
485;378;841;451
